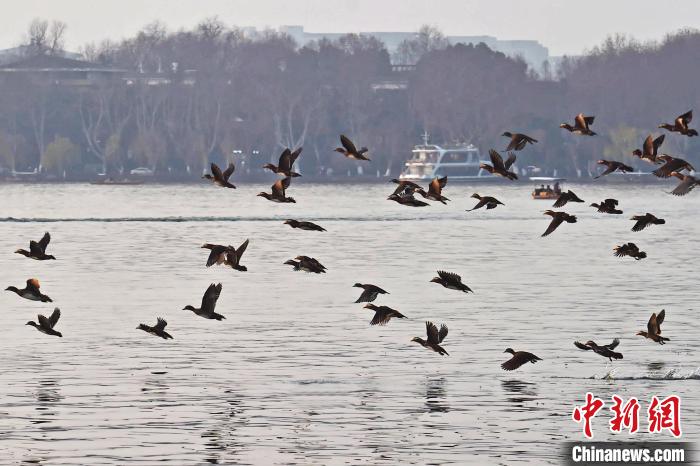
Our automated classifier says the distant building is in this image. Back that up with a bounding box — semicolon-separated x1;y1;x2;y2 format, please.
0;46;81;65
0;54;126;86
271;25;549;72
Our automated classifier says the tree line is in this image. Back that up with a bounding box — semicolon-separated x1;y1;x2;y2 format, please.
0;19;698;180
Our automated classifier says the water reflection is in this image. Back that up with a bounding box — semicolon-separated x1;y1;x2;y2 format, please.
425;377;449;413
32;379;61;425
501;379;540;411
201;392;246;464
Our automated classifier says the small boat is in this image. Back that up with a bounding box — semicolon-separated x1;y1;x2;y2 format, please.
530;177;565;200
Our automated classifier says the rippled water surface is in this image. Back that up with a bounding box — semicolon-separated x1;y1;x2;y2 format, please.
0;181;698;465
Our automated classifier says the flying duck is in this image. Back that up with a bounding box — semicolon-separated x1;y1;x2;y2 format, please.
637;310;669;344
594;160;634;179
560;113;596;135
420;177;449;203
481;150;517;180
653;155;695;178
467;193;504;211
501;348;542;371
669;172;700;196
295;256;326;271
659;110;697;137
335;134;370;161
284;219;326;231
257;177;296;203
613;242;647;260
202;239;249;271
263;147;302;177
541;210;577;237
411;321;449;356
430;270;472;293
363;304;407;326
224;239;249;271
502;132;537;151
390;179;423;196
15;232;55;260
631;213;665;232
387;192;429;207
353;283;389;303
590;198;622;214
6;278;52;302
137;317;173;340
183;283;225;320
553;190;584;208
284;256;326;273
574;339;622;361
26;307;62;337
203;162;236;188
632;134;665;164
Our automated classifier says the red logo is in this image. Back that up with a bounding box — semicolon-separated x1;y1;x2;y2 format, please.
648;395;681;437
572;392;605;438
573;394;681;438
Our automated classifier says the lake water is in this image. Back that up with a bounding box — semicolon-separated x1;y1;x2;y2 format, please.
0;181;698;465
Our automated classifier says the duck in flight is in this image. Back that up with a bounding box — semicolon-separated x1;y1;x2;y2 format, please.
560;113;596;136
203;162;236;188
258;177;295;203
284;219;326;231
541;210;577;237
613;242;647;260
481;150;517;180
15;232;55;260
411;321;449;356
284;256;326;274
6;278;52;302
637;310;669;345
390;179;422;196
653;155;695;178
202;239;249;271
363;304;407;326
574;339;622;361
26;307;62;337
263;147;302;177
502;132;537;151
501;348;542;371
590;199;622;214
420;177;449;203
430;270;473;293
658;110;697;137
669;172;700;196
594;160;634;179
467;193;504;211
632;134;665;164
353;283;389;303
183;283;225;320
553;190;584;208
387;192;429;207
335;134;370;161
631;213;665;232
137;317;173;340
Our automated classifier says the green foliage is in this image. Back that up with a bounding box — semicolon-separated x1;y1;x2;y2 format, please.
41;136;81;174
603;126;643;161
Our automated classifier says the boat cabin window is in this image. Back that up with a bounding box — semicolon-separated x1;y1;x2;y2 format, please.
404;164;433;176
410;150;439;163
442;151;474;163
438;165;483;177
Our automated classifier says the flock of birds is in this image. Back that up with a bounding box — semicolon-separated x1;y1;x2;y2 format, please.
7;110;697;371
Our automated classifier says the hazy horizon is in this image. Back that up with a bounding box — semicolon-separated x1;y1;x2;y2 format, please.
2;0;699;57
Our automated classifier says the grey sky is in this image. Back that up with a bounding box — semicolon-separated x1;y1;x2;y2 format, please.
2;0;699;56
